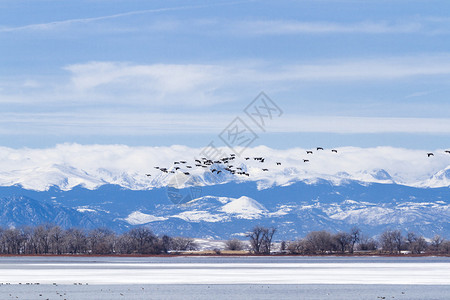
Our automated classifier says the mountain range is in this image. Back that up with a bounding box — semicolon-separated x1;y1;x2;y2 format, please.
0;144;449;240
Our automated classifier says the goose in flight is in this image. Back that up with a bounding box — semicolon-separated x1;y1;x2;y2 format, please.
306;151;313;154
427;153;434;157
303;159;309;162
332;149;338;153
276;162;281;165
445;150;450;154
317;147;324;151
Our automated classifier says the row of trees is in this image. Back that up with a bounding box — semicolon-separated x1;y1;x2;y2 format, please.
0;225;197;255
1;224;449;255
285;227;450;255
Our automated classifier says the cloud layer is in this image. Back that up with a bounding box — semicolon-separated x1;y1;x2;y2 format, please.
0;144;448;191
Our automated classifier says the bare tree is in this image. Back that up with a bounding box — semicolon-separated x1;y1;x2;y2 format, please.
349;226;361;253
358;234;378;251
88;228;115;254
306;231;333;254
64;228;87;254
248;226;276;254
261;227;276;254
170;237;198;251
225;239;245;251
333;232;352;253
431;235;444;253
49;226;64;254
406;232;428;254
287;239;309;254
380;229;403;254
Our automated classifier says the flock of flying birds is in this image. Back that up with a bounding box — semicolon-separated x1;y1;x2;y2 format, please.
145;148;450;178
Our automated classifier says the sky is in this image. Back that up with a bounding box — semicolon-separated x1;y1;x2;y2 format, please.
1;0;450;150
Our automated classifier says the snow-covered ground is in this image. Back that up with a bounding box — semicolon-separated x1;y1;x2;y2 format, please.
0;256;449;285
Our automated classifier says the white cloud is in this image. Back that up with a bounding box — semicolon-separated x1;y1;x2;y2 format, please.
232;20;422;35
3;54;450;106
0;144;448;191
0;111;449;135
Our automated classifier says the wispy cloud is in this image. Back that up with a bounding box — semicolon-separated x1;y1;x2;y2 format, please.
231;20;422;35
0;1;254;33
2;54;450;107
0;111;449;135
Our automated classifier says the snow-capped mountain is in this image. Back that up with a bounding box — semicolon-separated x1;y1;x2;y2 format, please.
0;144;449;239
0;144;449;191
0;180;448;239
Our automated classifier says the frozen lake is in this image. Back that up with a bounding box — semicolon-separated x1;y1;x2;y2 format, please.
0;256;449;299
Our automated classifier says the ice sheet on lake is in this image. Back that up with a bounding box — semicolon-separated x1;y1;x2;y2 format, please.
0;257;449;285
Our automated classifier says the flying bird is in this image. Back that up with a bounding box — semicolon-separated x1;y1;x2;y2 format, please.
262;169;268;171
306;151;313;154
276;162;281;165
427;153;434;157
303;159;309;162
332;149;338;153
317;147;324;151
445;150;450;154
145;174;151;177
184;172;190;175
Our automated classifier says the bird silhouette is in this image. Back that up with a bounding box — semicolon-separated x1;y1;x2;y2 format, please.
445;150;450;154
303;159;309;162
145;174;151;177
332;149;338;153
276;162;281;165
184;172;190;175
427;153;434;157
306;151;313;154
317;147;323;151
262;169;268;171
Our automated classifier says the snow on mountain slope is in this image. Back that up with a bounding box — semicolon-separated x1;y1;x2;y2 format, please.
220;196;268;219
124;211;168;225
0;144;449;191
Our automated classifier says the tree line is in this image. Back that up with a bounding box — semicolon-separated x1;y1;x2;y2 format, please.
0;224;449;255
282;227;450;255
0;225;197;255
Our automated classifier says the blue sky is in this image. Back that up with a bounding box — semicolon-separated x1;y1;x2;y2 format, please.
1;0;450;149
